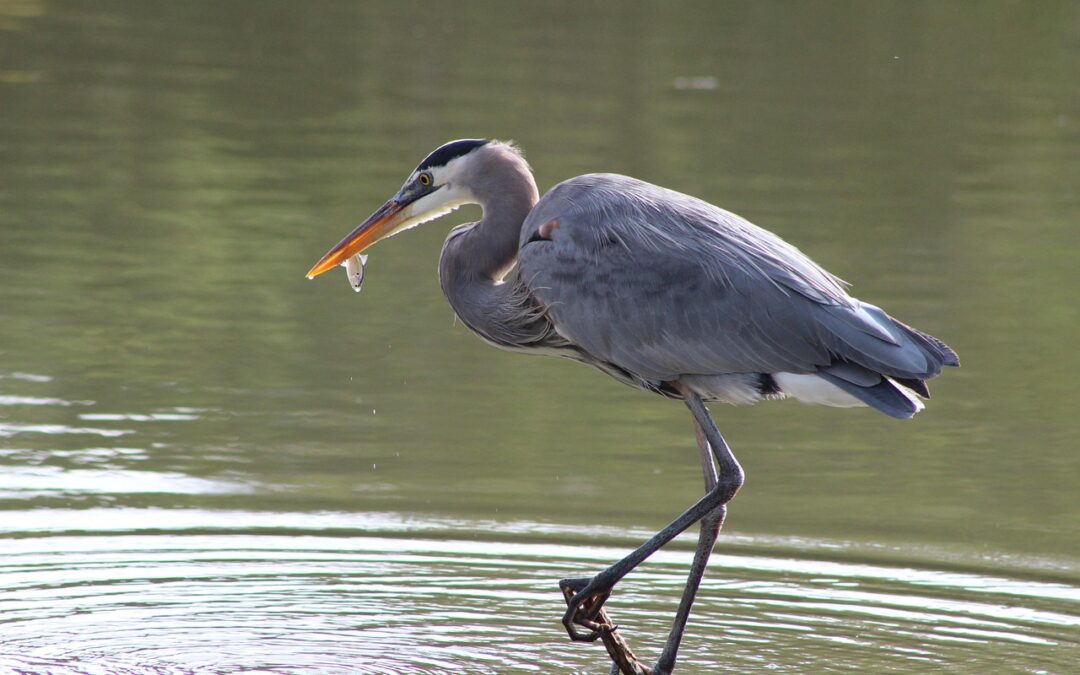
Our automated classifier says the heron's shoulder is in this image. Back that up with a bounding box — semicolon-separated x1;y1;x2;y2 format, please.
539;173;669;206
524;173;676;235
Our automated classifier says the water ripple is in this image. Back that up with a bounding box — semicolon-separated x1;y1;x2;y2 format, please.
0;423;132;438
0;467;254;496
0;513;1076;673
79;413;200;422
0;372;53;382
0;395;80;406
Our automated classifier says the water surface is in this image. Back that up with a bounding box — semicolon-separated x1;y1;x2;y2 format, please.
1;1;1079;672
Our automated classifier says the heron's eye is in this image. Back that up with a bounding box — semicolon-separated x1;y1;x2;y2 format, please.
418;172;433;187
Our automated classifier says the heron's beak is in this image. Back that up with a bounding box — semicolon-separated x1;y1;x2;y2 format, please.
305;198;406;279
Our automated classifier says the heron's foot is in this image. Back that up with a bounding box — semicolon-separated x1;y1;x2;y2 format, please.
559;575;617;642
561;577;653;675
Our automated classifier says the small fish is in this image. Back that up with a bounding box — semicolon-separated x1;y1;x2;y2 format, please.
342;254;368;293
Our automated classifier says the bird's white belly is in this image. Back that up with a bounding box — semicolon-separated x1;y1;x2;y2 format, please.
679;372;869;409
772;372;865;407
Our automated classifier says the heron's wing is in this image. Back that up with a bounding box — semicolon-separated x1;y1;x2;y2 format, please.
518;174;953;382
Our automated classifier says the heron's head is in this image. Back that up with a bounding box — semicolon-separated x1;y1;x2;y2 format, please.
306;139;491;279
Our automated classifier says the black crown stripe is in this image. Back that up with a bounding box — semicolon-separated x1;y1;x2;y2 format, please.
416;139;489;171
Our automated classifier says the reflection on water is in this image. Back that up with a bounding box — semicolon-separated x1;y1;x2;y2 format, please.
1;516;1078;674
0;467;252;496
2;0;1079;672
0;423;132;438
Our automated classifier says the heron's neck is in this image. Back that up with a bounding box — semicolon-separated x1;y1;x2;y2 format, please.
439;160;538;341
440;151;538;278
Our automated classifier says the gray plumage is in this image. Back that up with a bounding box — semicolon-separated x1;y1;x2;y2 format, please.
437;142;957;420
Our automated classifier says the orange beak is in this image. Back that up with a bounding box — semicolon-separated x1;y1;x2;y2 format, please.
305;198;406;279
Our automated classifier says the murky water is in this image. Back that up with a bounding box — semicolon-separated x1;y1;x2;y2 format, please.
2;1;1079;672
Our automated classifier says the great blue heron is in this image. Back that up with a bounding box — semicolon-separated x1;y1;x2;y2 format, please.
306;139;959;674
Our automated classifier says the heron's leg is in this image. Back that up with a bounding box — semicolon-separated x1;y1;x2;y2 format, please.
652;404;732;674
561;391;744;645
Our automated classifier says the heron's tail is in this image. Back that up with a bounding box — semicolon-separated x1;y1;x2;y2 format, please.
809;301;959;419
818;370;924;419
819;302;959;378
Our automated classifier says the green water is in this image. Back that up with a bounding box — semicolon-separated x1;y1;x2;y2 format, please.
1;1;1078;672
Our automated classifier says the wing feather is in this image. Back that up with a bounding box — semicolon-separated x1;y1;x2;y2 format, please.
518;174;953;383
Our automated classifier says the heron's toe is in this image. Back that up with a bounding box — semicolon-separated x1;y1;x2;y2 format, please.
560;577;616;642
